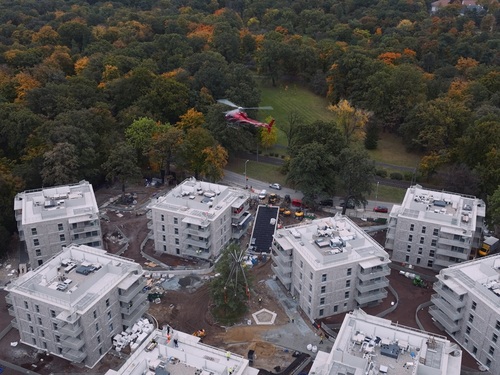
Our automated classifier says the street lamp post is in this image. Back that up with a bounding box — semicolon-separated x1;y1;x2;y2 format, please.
375;181;379;200
244;160;249;189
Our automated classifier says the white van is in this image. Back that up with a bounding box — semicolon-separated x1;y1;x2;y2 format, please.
258;190;267;199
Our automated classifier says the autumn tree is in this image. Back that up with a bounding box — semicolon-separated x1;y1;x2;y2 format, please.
148;126;184;183
41;142;80;186
202;144;228;182
102;142;142;195
177;127;216;179
176;108;205;131
328;99;370;144
260;119;278;149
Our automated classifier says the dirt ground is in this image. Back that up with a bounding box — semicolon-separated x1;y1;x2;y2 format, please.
0;182;481;373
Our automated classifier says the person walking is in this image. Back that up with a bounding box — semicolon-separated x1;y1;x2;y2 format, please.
319;333;324;345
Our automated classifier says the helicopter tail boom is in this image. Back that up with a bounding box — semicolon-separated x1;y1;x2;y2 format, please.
266;119;275;133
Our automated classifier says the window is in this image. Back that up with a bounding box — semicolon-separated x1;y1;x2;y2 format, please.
93;310;97;319
431;239;437;247
344;302;348;308
320;297;325;305
107;311;112;320
175;238;179;245
428;260;433;267
321;274;327;282
346;280;351;288
32;338;36;345
472;346;477;355
35;305;39;313
176;248;180;255
58;223;63;231
496;320;500;330
97;335;101;344
433;228;439;236
35;249;41;257
59;234;65;242
466;326;471;335
55;335;60;343
109;323;114;332
106;298;110;307
429;250;435;257
30;326;34;333
53;323;58;330
163;245;167;251
469;314;474;323
319;309;324;316
27;313;31;321
299;273;302;280
407;245;411;252
419;237;424;244
334;305;338;313
347;268;352;276
58;347;63;354
95;323;99;331
300;261;303;268
471;301;476;311
493;333;498;343
417;258;421;265
38;259;43;266
410;224;414;231
489;346;494;356
309;284;312;292
161;214;164;221
486;359;491;367
38;317;42;325
308;295;312;303
174;217;178;224
174;228;179;235
344;291;350;299
422;226;426;234
418;247;423;255
31;228;37;235
320;286;326;294
33;239;39;246
161;225;165;231
408;235;413;242
24;301;28;309
310;272;313;280
162;235;166;241
405;255;410;262
40;329;45;337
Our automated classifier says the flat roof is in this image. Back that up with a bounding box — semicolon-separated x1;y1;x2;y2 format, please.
148;178;249;222
273;214;389;270
309;309;461;375
6;244;143;313
15;180;99;225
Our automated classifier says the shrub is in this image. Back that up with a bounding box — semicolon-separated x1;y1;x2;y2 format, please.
390;172;403;180
376;169;388;178
404;172;413;181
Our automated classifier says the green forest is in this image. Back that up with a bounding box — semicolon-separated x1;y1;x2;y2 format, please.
0;0;499;253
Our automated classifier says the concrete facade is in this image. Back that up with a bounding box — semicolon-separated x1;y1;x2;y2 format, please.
105;327;259;375
271;214;391;321
14;180;102;269
309;309;462;375
385;185;485;271
148;178;251;260
5;244;149;368
430;255;500;374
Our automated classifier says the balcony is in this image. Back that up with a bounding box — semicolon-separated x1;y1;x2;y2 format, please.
434;257;462;268
71;234;102;245
431;295;464;321
433;283;466;309
62;348;87;363
5;294;12;305
358;266;390;281
438;237;470;248
184;227;210;237
271;265;291;286
11;318;19;329
122;301;149;327
58;323;83;337
356;277;389;293
272;253;292;269
429;306;460;333
435;248;469;260
118;279;147;303
120;293;148;314
184;236;211;248
183;247;211;259
355;290;388;305
8;306;15;317
386;229;395;240
61;336;84;350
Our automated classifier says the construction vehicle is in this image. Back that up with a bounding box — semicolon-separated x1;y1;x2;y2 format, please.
268;193;278;205
413;275;427;288
478;236;499;257
193;329;206;338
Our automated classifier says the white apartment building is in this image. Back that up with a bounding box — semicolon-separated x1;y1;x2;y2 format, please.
14;180;102;269
430;255;500;374
105;327;259;375
5;244;149;368
385;185;485;271
148;178;251;260
271;214;391;321
310;309;462;375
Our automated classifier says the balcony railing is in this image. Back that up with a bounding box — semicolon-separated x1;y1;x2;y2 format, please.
8;306;15;317
429;306;460;333
58;323;83;337
183;247;211;259
62;348;87;362
271;265;291;285
5;294;12;305
184;236;211;248
11;318;19;329
358;266;390;281
433;283;466;309
355;290;388;305
438;237;470;247
356;277;389;293
184;228;210;237
431;295;464;321
60;336;85;350
121;293;148;314
122;301;149;327
433;257;462;268
118;279;147;303
435;248;469;260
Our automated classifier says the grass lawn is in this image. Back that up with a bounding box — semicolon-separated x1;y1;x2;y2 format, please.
369;183;406;203
368;132;423;168
226;158;287;186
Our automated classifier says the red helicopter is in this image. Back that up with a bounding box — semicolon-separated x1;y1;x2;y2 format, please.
217;99;274;132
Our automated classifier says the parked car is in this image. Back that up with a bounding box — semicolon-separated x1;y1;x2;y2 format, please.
269;183;281;190
319;198;334;207
258;190;267;199
373;206;389;213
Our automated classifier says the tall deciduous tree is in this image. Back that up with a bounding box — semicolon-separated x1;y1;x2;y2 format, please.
41;142;80;186
102;142;142;194
202;144;228;182
336;147;376;214
148;126;184;183
487;186;500;237
178;127;216;179
328;99;369;144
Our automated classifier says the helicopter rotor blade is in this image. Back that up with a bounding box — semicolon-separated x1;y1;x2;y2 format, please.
242;106;273;110
217;99;239;108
